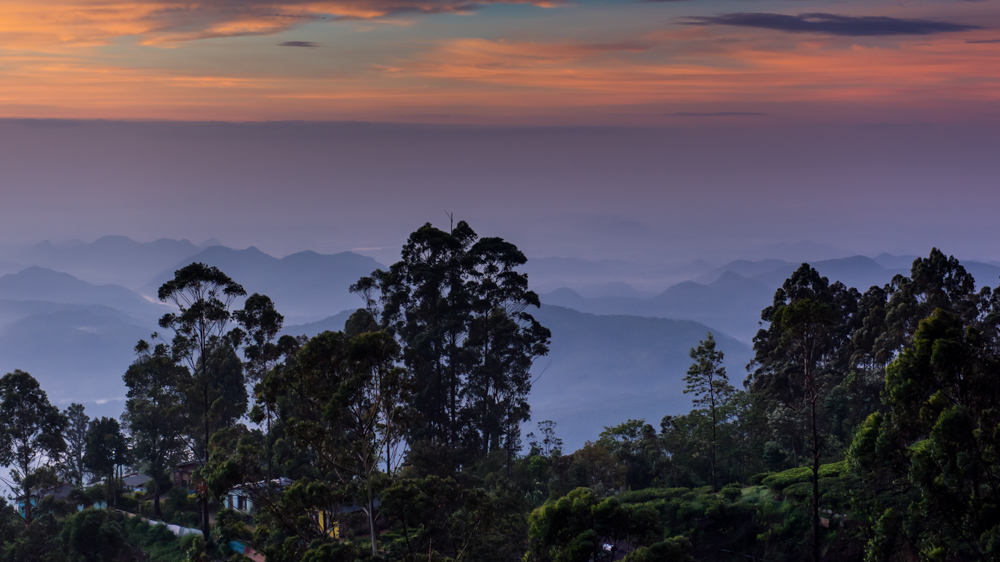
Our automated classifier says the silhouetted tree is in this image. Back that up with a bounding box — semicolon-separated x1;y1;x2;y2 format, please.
156;261;247;538
353;221;549;469
0;370;66;524
750;264;858;562
684;332;733;492
123;343;188;518
60;403;89;487
84;417;129;510
254;329;411;557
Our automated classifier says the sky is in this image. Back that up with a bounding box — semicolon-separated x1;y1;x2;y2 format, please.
0;0;998;264
0;0;997;124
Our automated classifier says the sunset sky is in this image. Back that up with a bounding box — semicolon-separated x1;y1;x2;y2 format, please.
1;0;997;124
1;0;998;264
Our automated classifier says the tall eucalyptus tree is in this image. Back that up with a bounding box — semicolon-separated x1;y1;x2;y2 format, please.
156;262;247;538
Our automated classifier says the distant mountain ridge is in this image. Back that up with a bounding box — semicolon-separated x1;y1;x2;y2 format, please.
529;305;752;448
542;271;773;342
0;238;385;420
543;254;1000;343
0;310;147;407
3;236;999;449
11;235;208;288
0;266;167;322
522;256;714;296
285;304;753;450
143;245;383;324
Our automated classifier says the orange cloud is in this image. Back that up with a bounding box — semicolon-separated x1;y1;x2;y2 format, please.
0;0;564;47
397;31;1000;110
0;3;995;123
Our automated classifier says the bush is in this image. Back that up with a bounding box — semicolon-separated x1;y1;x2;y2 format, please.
622;536;693;562
761;467;811;491
719;484;741;503
117;492;139;512
161;487;200;527
616;488;688;505
121;516;189;562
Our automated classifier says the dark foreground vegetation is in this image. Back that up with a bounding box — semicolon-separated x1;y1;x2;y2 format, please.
0;221;996;561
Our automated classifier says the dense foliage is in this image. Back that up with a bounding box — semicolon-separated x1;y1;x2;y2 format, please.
4;235;1000;561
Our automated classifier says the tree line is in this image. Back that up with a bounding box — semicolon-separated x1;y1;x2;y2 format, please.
1;232;999;561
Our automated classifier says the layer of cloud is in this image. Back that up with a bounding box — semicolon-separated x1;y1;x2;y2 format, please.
395;31;1000;113
0;0;565;46
681;13;981;37
0;2;996;123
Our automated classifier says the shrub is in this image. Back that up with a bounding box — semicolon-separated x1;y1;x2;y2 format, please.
720;484;742;503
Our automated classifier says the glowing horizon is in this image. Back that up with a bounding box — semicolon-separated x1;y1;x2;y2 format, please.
0;0;996;124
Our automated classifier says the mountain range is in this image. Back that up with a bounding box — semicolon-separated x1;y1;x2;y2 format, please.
140;245;382;324
1;235;998;449
542;254;1000;343
9;235;210;288
0;237;385;418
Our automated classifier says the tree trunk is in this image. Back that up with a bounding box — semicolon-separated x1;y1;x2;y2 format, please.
367;478;378;555
807;359;821;562
153;477;162;518
22;449;33;524
265;405;273;482
710;395;718;493
202;367;211;542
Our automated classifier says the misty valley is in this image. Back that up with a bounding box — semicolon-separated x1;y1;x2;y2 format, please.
0;224;997;561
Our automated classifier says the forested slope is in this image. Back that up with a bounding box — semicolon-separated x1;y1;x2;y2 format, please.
2;228;999;562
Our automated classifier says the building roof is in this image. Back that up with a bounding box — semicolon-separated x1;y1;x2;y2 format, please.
174;460;203;470
123;473;153;487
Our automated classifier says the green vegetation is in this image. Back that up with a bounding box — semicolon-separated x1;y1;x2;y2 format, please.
2;229;999;561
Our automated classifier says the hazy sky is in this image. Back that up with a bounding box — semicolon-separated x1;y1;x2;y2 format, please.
0;0;997;264
0;119;998;265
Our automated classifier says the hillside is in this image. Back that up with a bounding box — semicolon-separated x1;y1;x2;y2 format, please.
0;309;147;411
0;266;167;322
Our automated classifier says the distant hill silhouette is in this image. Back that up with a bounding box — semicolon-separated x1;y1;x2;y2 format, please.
286;305;752;450
0;267;167;322
544;254;1000;343
281;309;357;338
5;239;1000;451
748;256;908;292
0;299;138;326
0;309;148;414
542;271;772;342
13;236;206;288
522;256;713;295
143;246;383;324
529;305;752;450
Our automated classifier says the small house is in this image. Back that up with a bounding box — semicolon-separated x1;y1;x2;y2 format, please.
173;460;202;489
225;477;293;516
16;483;103;516
122;473;153;494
